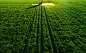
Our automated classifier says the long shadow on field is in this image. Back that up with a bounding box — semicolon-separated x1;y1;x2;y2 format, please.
27;4;41;9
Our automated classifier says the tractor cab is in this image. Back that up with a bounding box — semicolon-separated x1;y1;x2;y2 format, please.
41;1;44;4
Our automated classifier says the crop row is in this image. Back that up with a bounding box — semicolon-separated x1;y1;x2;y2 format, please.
0;4;40;53
41;6;54;53
45;5;86;53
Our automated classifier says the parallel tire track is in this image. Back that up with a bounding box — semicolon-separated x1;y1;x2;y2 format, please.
44;6;58;53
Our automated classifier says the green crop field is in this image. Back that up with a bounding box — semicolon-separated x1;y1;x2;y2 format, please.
0;0;86;53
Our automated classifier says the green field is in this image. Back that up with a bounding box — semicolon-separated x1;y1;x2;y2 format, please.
0;0;86;53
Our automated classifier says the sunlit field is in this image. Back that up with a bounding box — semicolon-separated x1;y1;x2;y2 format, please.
0;0;86;53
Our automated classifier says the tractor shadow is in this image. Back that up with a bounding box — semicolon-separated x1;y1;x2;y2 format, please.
27;4;41;9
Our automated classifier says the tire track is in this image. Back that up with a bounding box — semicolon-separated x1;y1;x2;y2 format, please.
41;6;43;53
44;6;58;53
